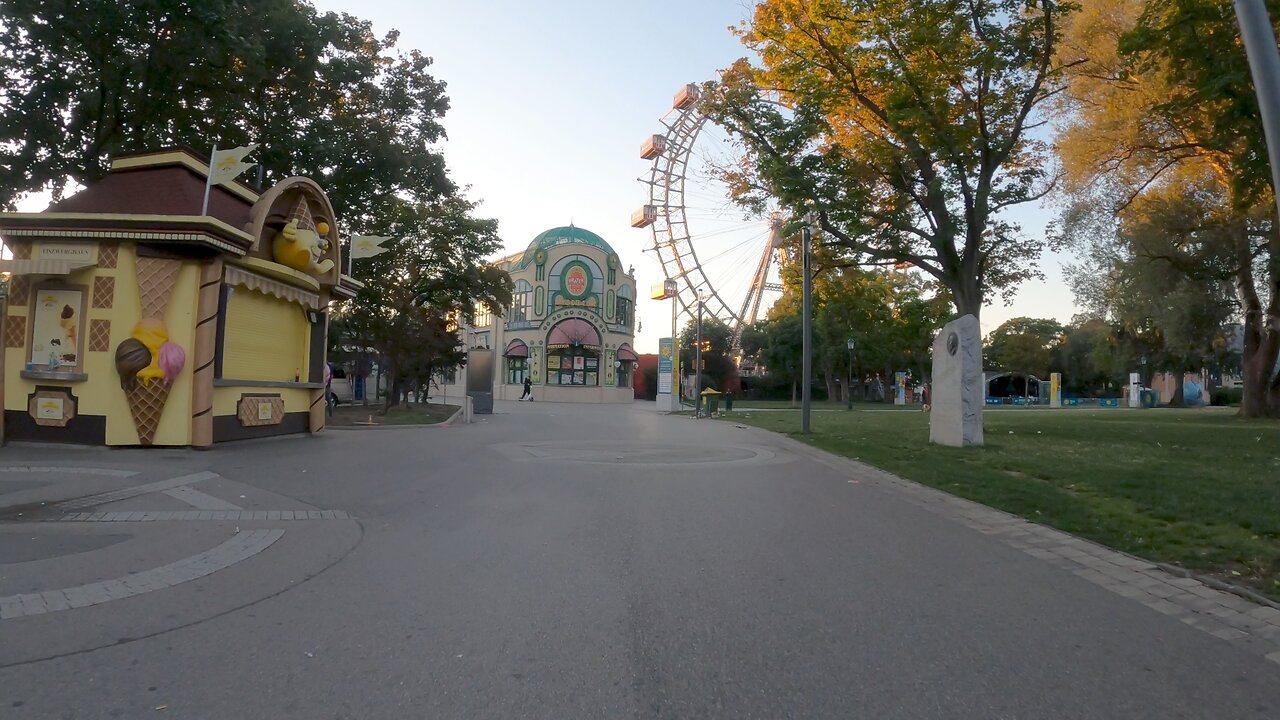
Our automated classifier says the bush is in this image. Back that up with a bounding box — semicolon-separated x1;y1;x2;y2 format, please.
1210;387;1243;407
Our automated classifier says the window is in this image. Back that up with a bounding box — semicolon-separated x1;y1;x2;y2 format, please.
617;360;633;388
474;303;492;328
29;284;86;369
221;287;308;381
507;357;528;384
616;286;634;328
510;280;532;322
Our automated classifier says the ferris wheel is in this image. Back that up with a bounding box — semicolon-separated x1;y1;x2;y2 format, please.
633;83;789;348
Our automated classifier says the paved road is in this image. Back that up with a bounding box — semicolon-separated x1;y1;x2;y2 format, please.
2;401;1279;719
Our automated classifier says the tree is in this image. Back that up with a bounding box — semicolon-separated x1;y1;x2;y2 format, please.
1051;315;1120;396
678;315;735;392
985;317;1065;378
1054;0;1280;416
742;315;804;403
336;194;511;412
0;0;453;226
702;0;1075;320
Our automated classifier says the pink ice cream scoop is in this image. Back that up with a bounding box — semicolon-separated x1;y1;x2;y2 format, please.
157;341;186;385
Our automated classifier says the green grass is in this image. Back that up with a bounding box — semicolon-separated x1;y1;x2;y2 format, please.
723;406;1280;598
329;402;458;426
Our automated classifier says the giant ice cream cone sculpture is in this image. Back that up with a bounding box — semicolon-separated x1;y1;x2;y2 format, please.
116;257;186;445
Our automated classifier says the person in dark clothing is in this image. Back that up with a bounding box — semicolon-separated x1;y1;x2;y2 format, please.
519;377;533;401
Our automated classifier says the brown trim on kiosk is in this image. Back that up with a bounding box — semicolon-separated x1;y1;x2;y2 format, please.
212;412;309;443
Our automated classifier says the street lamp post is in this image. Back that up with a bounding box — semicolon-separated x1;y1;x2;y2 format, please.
695;291;705;418
1235;0;1280;224
846;337;855;411
801;219;813;434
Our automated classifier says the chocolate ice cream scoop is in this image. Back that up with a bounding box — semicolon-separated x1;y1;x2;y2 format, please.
115;338;151;391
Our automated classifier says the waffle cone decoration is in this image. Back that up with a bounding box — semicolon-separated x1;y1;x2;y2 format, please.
288;195;315;233
135;257;181;319
126;381;171;446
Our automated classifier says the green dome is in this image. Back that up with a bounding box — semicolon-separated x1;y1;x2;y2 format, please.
515;225;617;269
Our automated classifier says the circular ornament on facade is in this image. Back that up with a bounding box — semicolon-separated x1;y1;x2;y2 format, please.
608;254;619;270
947;331;959;356
534;249;548;266
561;260;593;300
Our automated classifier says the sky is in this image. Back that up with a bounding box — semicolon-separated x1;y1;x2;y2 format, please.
13;0;1081;352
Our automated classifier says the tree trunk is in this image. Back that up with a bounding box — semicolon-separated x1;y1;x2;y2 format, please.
951;275;983;320
1234;222;1280;417
823;367;837;403
1169;371;1185;408
791;378;797;407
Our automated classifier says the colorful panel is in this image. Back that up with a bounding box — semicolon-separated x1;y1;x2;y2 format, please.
29;388;77;428
237;394;285;427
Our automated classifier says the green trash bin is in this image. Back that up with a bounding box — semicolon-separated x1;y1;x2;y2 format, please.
700;389;722;417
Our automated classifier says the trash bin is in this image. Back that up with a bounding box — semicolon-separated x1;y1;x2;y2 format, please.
699;389;722;417
1140;388;1159;409
724;392;734;411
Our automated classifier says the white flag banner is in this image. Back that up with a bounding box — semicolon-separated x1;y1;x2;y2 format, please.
350;235;392;259
208;144;258;186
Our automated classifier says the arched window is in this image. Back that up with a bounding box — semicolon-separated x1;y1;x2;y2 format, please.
504;339;529;384
545;318;602;386
510;280;532;322
616;285;634;328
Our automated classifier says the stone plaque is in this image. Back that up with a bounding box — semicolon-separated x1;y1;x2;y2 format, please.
929;314;984;447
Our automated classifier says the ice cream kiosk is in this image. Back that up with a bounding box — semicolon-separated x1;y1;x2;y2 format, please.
0;147;361;446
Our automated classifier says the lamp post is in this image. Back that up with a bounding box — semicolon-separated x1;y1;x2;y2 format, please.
801;217;814;434
695;290;706;418
846;337;855;411
1235;0;1280;224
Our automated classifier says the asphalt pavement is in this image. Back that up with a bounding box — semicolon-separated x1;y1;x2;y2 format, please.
2;400;1279;719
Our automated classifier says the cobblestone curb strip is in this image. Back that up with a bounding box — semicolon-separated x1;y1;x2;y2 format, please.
747;427;1280;666
0;466;139;477
55;510;351;522
0;529;284;620
57;471;220;511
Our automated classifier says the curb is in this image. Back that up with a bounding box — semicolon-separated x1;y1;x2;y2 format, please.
324;405;463;431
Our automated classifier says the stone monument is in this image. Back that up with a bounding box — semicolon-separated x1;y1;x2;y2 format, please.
929;314;984;447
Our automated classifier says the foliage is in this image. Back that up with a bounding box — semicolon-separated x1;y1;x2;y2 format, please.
334;194;511;411
1211;387;1244;408
730;407;1280;599
703;0;1076;318
0;0;453;224
741;314;804;400
985;317;1065;377
1054;0;1280;416
678;314;735;391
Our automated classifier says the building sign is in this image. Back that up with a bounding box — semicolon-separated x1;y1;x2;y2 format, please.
561;260;592;300
657;337;674;394
541;306;607;331
36;242;97;263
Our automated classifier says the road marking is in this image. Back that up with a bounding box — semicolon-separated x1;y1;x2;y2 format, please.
0;529;284;620
162;486;242;511
54;510;351;522
58;471;220;511
0;466;138;477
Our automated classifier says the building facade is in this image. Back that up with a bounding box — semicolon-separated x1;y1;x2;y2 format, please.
446;226;639;404
0;148;358;446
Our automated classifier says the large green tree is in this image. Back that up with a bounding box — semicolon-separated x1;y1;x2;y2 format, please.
679;315;736;392
1054;0;1280;416
985;317;1065;378
702;0;1075;320
0;0;452;227
337;194;512;411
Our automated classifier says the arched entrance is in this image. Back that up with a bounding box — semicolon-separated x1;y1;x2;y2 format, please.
545;318;602;386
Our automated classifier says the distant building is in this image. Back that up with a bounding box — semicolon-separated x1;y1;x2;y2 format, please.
442;226;639;404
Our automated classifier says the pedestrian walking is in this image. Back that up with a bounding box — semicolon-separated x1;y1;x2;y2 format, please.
519;376;533;401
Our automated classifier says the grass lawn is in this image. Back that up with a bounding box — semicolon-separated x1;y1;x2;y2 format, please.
328;402;458;426
722;406;1280;598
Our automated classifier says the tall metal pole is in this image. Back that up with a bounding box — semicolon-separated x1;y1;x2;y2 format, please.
1237;0;1280;223
801;223;813;433
695;296;703;418
672;288;679;409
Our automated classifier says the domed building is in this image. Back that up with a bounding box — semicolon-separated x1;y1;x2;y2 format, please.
446;225;639;404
